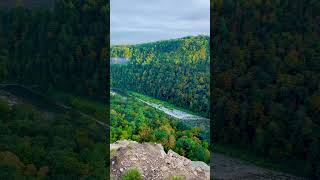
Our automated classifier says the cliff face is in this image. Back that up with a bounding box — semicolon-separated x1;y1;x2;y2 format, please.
110;140;210;180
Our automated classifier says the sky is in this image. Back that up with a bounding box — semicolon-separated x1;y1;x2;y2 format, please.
111;0;210;45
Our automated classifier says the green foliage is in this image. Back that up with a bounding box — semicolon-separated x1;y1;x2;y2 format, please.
111;93;210;163
0;0;108;96
213;0;320;178
110;36;210;163
172;176;186;180
121;168;142;180
0;0;109;179
0;98;107;179
111;36;210;117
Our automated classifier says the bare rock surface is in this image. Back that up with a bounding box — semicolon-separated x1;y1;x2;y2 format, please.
110;140;210;180
212;153;307;180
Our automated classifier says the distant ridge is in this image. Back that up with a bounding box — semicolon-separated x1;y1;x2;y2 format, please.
0;0;55;9
111;35;210;47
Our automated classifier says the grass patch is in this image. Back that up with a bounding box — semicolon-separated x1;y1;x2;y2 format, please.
171;176;186;180
214;144;309;178
121;168;142;180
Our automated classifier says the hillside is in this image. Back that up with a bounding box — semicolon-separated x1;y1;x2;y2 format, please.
212;0;320;178
0;86;107;179
110;35;210;117
110;90;210;164
110;140;210;180
0;0;108;96
0;0;109;179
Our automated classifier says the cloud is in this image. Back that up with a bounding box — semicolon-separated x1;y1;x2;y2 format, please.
111;0;210;45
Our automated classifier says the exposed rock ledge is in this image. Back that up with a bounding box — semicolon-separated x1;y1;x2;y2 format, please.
110;140;210;180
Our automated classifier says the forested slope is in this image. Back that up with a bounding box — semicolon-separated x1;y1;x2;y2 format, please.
110;35;210;117
110;92;210;164
212;0;320;177
0;89;107;179
0;0;109;178
0;0;108;96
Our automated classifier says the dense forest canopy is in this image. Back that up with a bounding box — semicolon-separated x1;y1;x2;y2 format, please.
213;0;320;178
0;96;107;179
110;35;210;117
0;0;108;96
0;0;109;179
110;93;210;163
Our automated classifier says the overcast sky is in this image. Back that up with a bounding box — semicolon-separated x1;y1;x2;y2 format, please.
111;0;210;45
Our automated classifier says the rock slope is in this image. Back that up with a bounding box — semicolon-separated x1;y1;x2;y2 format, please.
110;140;210;180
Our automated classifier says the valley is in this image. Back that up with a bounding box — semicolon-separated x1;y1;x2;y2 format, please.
112;89;210;129
110;90;210;163
109;32;309;178
111;89;305;179
110;87;210;179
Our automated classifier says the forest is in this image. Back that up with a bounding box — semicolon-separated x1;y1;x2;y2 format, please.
213;0;320;178
0;0;109;179
110;35;210;117
110;92;210;163
0;0;108;96
0;92;107;179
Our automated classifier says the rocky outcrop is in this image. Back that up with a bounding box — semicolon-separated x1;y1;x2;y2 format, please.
110;140;210;180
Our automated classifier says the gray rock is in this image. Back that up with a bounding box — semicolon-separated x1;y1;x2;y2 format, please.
110;140;209;180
